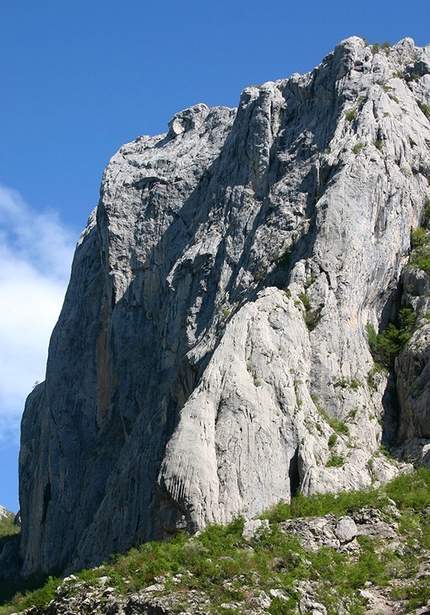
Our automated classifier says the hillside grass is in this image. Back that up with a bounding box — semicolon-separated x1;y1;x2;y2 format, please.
0;514;58;609
1;467;430;615
0;513;20;546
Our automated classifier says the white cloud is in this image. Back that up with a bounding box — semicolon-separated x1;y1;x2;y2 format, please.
0;185;76;443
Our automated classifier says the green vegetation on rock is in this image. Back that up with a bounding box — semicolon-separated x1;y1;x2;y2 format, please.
0;513;19;544
366;306;416;370
410;224;430;274
299;292;321;332
2;468;429;615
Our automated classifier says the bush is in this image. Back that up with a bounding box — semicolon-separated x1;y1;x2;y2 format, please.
410;249;430;275
409;223;430;274
418;100;430;119
277;244;294;269
299;293;321;331
4;469;430;615
328;434;338;449
19;577;61;611
0;514;19;539
317;404;349;436
366;307;416;369
299;293;310;310
423;200;430;226
411;226;426;248
385;466;430;510
335;377;362;391
0;514;20;556
352;142;364;154
326;455;345;467
263;486;388;523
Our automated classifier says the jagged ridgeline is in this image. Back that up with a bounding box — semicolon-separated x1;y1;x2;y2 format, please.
16;36;430;577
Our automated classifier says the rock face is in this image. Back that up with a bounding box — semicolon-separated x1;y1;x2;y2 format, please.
19;36;430;576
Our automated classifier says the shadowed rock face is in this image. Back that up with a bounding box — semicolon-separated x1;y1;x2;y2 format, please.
19;36;430;576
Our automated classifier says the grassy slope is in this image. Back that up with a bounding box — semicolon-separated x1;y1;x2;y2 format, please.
0;512;19;548
0;467;429;615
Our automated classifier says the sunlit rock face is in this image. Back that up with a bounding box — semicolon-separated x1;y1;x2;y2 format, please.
19;36;430;576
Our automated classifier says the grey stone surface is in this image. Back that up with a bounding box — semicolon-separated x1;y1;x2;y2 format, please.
18;37;430;576
279;507;398;553
335;517;357;543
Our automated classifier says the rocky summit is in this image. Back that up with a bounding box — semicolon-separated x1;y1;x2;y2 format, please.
17;36;430;577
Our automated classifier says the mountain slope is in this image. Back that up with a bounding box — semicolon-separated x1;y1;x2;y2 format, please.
19;36;430;576
4;468;430;615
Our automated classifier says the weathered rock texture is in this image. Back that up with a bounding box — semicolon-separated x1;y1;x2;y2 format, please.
19;36;430;576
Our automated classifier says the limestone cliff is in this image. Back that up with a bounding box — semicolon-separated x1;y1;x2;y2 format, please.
19;36;430;576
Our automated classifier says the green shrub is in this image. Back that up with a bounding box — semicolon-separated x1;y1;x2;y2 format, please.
349;536;387;587
392;581;430;611
409;224;430;274
254;269;266;283
335;376;362;391
316;404;349;436
374;139;383;150
410;250;430;275
350;378;361;390
299;293;321;331
411;226;426;248
418;100;430;118
0;514;20;556
299;293;311;311
269;596;297;614
347;407;358;420
352;142;364;154
263;486;388;523
366;307;416;369
277;244;294;269
346;108;357;122
328;434;338;449
326;455;345;467
424;200;430;227
304;309;321;331
335;376;350;389
385;466;430;510
4;469;430;615
19;576;61;611
0;513;19;538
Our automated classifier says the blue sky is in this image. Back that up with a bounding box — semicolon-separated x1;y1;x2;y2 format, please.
0;0;429;512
